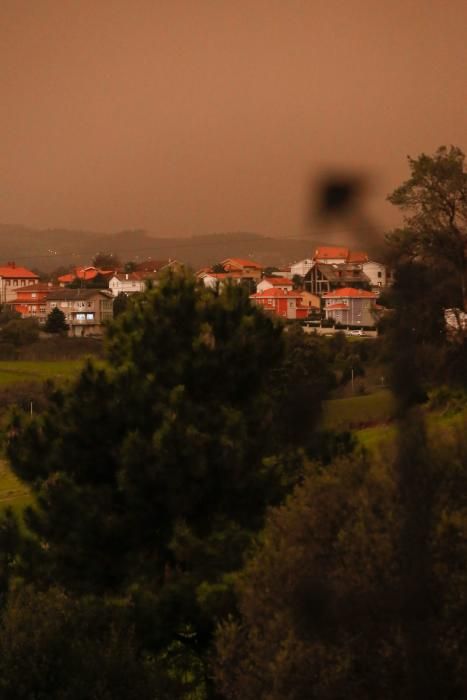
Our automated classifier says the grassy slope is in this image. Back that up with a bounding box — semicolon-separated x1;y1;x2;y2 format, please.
322;387;467;449
0;360;82;385
322;389;396;431
0;360;84;513
0;458;32;515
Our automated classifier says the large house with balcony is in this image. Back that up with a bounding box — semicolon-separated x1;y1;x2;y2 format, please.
0;262;39;303
322;287;378;327
249;288;309;320
12;283;61;323
304;263;370;296
45;289;114;336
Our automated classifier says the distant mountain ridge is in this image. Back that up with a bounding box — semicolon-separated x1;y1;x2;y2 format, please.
0;225;325;272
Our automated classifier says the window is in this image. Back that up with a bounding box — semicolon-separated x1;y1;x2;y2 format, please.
86;313;94;320
32;292;37;298
76;313;85;321
377;271;382;278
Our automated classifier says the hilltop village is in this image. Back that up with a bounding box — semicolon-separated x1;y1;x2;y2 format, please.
0;245;391;336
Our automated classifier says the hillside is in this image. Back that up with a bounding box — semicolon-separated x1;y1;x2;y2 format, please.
0;225;328;272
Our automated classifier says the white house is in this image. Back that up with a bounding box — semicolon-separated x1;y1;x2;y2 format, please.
0;262;39;303
108;272;146;297
362;261;388;289
256;277;293;293
322;287;378;327
313;246;349;265
290;259;314;278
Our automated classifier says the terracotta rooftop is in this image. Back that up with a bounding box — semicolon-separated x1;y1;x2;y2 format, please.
250;288;303;299
0;263;38;279
314;246;349;260
46;289;113;301
323;287;377;299
262;277;293;286
221;258;262;269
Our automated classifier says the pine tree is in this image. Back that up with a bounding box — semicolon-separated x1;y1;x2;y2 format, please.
7;272;287;659
44;307;69;334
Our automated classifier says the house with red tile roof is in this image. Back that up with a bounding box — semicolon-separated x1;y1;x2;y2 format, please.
12;282;61;323
57;266;114;287
109;272;148;296
45;289;114;336
220;258;262;280
0;262;39;303
197;271;245;290
322;287;378;327
250;288;309;320
256;277;293;293
314;247;350;264
313;247;369;265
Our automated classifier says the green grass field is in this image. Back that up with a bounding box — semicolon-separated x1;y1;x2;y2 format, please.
0;360;83;385
322;389;396;431
0;360;84;515
0;458;31;515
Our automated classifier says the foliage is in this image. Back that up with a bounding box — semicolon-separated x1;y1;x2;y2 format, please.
6;274;292;663
270;325;335;446
0;587;172;700
387;145;467;308
211;263;225;273
67;272;111;289
292;274;303;289
44;307;69;334
215;421;467;699
0;307;21;327
92;251;121;270
113;292;130;318
0;319;39;347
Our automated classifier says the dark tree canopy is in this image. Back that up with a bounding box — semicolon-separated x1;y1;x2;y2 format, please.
387;145;467;308
7;273;291;655
215;423;467;700
44;307;69;334
92;251;121;270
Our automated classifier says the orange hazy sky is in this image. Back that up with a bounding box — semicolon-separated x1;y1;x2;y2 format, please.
2;0;467;237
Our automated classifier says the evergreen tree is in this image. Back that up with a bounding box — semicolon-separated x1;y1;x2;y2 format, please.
44;307;69;334
7;272;289;667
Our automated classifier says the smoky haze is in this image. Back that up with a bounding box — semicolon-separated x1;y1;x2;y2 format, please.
2;0;467;239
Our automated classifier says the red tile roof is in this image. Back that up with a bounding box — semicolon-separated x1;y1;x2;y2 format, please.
326;302;349;310
348;250;369;263
58;266;114;283
250;288;303;299
222;258;262;269
111;272;145;281
134;259;174;272
323;287;376;299
0;263;38;279
314;246;349;261
18;283;58;292
204;272;244;279
262;277;293;286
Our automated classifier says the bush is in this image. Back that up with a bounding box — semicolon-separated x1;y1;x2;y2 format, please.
0;319;39;347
